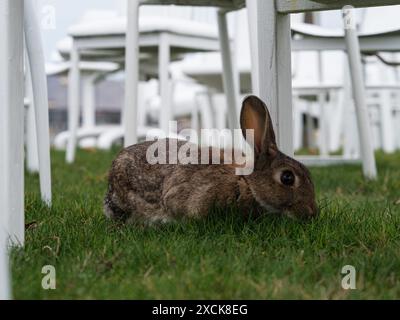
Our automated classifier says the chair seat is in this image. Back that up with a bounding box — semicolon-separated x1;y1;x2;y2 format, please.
68;17;219;39
292;22;400;39
141;0;245;9
46;61;119;76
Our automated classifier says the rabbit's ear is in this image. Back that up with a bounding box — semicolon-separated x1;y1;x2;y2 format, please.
240;95;277;157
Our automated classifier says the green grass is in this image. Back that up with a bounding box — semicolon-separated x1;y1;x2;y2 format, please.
11;148;400;299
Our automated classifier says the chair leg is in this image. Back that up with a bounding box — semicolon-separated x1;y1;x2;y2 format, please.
66;43;80;163
80;74;97;147
253;0;294;156
0;221;11;299
343;6;377;179
0;0;24;246
24;50;39;173
24;0;52;205
246;0;259;95
159;33;172;135
82;74;97;129
217;9;239;130
318;93;330;156
24;0;51;205
124;0;140;147
380;90;395;153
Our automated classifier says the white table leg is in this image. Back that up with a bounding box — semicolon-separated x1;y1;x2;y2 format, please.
25;50;39;173
293;96;303;151
0;0;24;246
124;0;140;147
218;9;239;130
343;6;377;179
80;73;99;147
318;92;330;156
82;74;97;129
159;33;172;135
305;105;315;149
380;90;395;153
66;43;80;163
342;62;359;158
317;52;330;156
24;0;52;204
255;1;294;156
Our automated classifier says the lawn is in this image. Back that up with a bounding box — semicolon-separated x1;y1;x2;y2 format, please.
11;148;400;299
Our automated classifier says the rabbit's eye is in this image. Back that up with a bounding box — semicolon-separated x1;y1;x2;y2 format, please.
280;170;295;186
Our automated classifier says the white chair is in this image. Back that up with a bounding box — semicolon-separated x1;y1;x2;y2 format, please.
0;222;10;300
0;0;52;247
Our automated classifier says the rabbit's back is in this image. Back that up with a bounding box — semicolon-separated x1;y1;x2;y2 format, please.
104;139;254;224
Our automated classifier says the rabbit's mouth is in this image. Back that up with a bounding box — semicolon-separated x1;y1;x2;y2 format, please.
253;196;281;215
284;204;319;220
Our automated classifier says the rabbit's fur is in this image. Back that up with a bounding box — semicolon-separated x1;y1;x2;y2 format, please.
104;96;318;224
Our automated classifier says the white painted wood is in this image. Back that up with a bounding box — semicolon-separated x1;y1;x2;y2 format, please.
277;0;400;14
24;0;52;205
0;0;25;246
24;50;39;173
207;90;219;129
342;66;360;159
246;0;259;95
343;6;377;179
255;0;293;156
159;33;172;134
318;92;330;155
377;63;396;153
232;11;241;117
82;74;97;129
137;81;149;130
0;0;15;296
293;95;304;151
80;73;98;147
276;12;294;156
317;52;329;156
218;9;239;129
66;43;81;163
379;90;396;153
297;155;361;166
0;222;10;300
142;0;244;8
124;0;140;147
305;104;315;149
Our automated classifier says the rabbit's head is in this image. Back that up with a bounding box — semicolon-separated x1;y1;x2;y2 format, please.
240;96;318;219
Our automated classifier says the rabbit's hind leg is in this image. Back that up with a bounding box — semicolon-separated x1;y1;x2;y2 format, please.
125;191;174;225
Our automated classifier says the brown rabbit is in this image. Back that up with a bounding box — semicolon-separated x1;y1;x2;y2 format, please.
104;95;318;224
